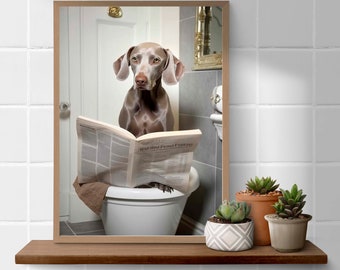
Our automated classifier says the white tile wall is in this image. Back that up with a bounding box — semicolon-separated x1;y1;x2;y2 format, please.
258;0;313;47
315;222;340;270
259;107;313;162
259;51;313;105
1;0;339;269
0;224;27;270
315;165;340;221
0;51;27;104
29;0;54;48
0;165;27;221
229;0;339;268
0;0;27;47
316;51;340;104
315;0;340;48
29;107;53;162
29;165;53;221
29;50;54;105
229;0;257;48
229;50;257;104
316;108;340;161
229;107;257;162
0;108;27;162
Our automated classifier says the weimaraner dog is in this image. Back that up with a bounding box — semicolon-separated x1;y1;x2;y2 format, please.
113;42;185;192
113;42;184;137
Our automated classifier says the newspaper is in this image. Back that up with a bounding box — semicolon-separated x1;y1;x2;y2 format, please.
76;116;202;193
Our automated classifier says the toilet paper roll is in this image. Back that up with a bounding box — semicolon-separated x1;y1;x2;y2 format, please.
211;85;223;113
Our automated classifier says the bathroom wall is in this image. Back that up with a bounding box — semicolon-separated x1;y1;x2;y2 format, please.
0;0;339;269
178;7;223;228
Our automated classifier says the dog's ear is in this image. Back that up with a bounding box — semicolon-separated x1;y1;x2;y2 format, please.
113;47;134;80
162;49;185;85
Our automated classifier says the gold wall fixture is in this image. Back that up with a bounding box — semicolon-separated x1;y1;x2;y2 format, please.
193;6;222;70
108;6;123;18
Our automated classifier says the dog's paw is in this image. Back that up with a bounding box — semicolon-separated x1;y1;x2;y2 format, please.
135;182;174;193
148;182;174;193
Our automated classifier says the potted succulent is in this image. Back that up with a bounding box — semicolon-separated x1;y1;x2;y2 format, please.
204;200;254;251
265;184;312;252
235;176;281;246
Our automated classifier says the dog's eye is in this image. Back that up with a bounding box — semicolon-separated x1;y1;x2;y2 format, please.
153;57;161;64
131;56;138;63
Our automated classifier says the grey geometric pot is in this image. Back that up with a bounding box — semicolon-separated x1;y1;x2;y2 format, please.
265;214;312;253
204;218;254;251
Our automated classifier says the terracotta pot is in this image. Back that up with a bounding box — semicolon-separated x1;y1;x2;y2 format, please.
235;191;281;246
265;214;312;252
204;217;254;251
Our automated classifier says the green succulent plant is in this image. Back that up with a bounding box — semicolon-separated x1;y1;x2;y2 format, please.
215;200;251;223
273;184;306;219
246;176;280;194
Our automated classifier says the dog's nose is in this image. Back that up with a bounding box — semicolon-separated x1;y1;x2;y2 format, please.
135;74;148;87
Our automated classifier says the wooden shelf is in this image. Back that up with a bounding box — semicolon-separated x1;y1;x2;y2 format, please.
16;240;327;264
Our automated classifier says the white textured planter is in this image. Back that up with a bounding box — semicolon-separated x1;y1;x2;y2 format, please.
265;214;312;253
204;218;254;251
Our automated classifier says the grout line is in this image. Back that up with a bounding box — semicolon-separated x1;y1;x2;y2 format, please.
255;0;260;176
312;0;317;241
26;0;31;244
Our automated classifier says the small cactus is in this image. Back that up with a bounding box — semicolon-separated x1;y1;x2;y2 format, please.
215;200;251;223
246;176;280;194
273;184;306;219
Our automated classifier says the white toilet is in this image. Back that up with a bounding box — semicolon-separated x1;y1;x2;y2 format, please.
100;166;199;235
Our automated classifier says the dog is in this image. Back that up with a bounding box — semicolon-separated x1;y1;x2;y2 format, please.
113;42;184;137
113;42;185;192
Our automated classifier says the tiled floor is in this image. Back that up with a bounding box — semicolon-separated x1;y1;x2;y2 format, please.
60;220;105;235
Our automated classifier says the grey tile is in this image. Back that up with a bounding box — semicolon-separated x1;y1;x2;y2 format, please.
216;167;222;205
67;220;104;235
59;221;75;235
180;114;217;166
180;6;196;21
216;134;222;169
180;16;195;70
179;72;218;117
184;161;217;224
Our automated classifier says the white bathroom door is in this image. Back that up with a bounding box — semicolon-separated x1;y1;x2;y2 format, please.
81;7;163;124
61;7;163;223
